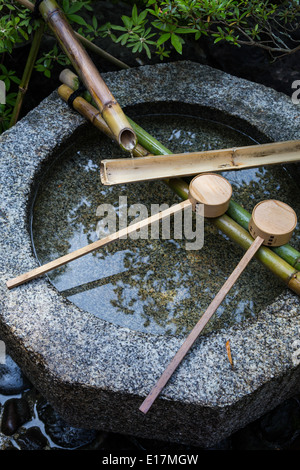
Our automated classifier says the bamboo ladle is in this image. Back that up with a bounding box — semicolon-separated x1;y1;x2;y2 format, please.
139;198;297;414
6;173;232;289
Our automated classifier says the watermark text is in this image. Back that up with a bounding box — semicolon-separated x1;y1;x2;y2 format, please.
0;80;5;105
95;197;204;250
0;340;5;364
292;80;300;104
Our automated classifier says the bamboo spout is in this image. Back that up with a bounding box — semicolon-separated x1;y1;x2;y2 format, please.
100;140;300;185
37;0;136;151
58;84;148;158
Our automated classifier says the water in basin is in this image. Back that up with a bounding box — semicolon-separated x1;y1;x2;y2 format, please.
31;113;300;335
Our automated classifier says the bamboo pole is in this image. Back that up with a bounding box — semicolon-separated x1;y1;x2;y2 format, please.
14;0;136;151
15;0;33;9
99;140;300;185
9;21;45;127
58;71;300;279
58;84;149;159
14;0;130;70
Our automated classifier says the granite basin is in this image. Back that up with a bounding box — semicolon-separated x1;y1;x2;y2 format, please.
1;62;300;447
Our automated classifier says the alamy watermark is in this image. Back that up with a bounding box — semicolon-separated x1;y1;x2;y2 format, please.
292;80;300;104
0;80;5;105
0;340;5;364
291;337;300;367
95;196;204;250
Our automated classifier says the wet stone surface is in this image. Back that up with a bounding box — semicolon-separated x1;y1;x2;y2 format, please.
1;348;300;450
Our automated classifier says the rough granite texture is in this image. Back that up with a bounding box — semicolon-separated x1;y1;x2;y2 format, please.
0;61;300;447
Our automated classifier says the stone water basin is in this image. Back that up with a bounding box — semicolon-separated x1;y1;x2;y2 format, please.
1;62;300;447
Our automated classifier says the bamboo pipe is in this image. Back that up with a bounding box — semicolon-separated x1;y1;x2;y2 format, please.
99;140;300;185
15;0;136;152
15;0;34;10
139;199;298;413
58;84;149;159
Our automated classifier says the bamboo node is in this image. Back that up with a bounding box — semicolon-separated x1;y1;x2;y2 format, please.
46;7;61;21
103;100;117;110
19;86;27;95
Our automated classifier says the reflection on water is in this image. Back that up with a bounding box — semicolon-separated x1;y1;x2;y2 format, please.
31;115;300;335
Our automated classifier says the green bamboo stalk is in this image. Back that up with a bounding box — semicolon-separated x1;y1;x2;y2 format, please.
57;80;300;296
9;21;45;127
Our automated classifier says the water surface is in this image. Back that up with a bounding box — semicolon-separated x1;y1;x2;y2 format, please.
31;114;300;335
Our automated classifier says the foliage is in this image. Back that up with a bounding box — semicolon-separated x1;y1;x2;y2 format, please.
0;0;95;132
108;1;300;59
1;0;300;133
0;64;21;130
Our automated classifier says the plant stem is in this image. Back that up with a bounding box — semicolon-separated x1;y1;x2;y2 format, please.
76;33;130;70
14;0;130;70
9;21;45;128
57;81;300;296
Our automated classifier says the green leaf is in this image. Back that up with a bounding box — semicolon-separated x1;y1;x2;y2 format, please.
157;33;171;46
122;15;133;29
171;33;183;54
92;15;98;30
143;43;152;59
67;14;87;26
132;4;138;24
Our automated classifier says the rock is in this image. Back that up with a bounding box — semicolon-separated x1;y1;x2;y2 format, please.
37;399;97;449
0;353;31;396
15;427;48;450
259;396;300;446
1;398;31;436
